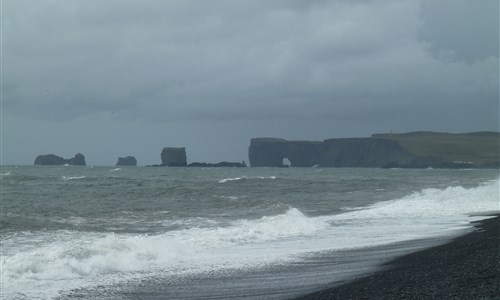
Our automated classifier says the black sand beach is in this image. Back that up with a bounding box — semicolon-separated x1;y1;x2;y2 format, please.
298;214;500;300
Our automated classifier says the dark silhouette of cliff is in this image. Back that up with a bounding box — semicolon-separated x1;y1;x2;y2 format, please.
249;138;415;168
248;132;499;168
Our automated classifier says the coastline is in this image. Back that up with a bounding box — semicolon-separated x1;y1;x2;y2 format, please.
297;214;500;299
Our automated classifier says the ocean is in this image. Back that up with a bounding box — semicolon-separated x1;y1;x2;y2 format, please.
1;166;498;299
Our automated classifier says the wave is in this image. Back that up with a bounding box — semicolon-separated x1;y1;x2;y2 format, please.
1;208;325;299
1;171;12;176
218;176;276;183
331;178;500;245
337;178;499;221
61;176;86;181
2;179;498;299
109;168;122;172
215;195;247;200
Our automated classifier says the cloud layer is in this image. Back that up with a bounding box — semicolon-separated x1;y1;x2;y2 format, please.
3;0;499;164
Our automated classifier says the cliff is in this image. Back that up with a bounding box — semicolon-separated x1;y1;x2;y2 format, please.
319;138;416;167
248;132;500;168
161;147;187;166
116;156;137;166
34;153;86;166
249;138;414;168
372;131;500;168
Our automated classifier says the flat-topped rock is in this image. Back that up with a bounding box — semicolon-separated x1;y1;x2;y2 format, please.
116;156;137;166
161;147;187;167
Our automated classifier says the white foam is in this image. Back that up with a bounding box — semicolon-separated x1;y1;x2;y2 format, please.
217;195;241;200
330;178;500;244
109;168;122;172
1;208;324;299
218;176;276;183
336;178;499;221
218;177;243;183
61;176;86;181
1;171;12;176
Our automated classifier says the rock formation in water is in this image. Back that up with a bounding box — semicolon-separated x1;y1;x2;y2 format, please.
188;161;246;167
248;132;500;168
161;147;187;166
116;156;137;166
34;154;65;165
34;153;86;166
67;153;86;166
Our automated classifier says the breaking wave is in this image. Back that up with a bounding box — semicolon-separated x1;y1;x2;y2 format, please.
218;176;276;183
1;208;325;299
61;176;86;181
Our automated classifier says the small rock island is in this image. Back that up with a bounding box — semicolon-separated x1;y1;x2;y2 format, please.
161;147;187;166
34;153;86;166
116;156;137;166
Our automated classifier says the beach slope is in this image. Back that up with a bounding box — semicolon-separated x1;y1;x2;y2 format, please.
298;215;500;299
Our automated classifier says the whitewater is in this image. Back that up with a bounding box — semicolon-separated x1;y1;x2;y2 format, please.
1;166;498;299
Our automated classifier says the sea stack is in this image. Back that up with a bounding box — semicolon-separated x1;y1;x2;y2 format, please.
67;153;86;166
116;156;137;166
34;153;86;166
161;147;187;166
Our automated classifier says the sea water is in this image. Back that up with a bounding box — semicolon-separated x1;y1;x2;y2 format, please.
1;166;498;299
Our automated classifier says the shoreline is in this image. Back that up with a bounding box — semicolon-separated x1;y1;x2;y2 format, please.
297;214;500;299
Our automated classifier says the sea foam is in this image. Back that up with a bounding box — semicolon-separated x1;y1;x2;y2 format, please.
218;176;276;183
61;176;86;181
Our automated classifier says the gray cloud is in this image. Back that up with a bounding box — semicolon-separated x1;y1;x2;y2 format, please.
2;0;498;165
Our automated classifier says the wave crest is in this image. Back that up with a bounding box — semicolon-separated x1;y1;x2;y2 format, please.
218;176;276;183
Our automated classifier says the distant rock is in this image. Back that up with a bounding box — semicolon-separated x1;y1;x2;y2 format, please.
116;156;137;166
34;153;86;166
188;161;246;167
67;153;86;166
34;154;66;165
161;147;187;166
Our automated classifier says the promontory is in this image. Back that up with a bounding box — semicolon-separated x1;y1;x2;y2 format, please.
248;131;499;168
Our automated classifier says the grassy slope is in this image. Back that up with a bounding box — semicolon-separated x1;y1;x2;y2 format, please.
372;132;500;165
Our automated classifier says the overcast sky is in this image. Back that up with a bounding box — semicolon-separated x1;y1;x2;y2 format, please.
2;0;499;165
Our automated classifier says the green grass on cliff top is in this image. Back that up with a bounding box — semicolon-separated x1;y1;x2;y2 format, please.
372;132;500;164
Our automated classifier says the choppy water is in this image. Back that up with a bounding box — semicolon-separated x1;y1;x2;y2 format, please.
1;166;498;299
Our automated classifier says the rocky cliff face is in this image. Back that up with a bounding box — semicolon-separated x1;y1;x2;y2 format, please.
248;138;416;168
319;138;416;167
248;138;292;167
249;132;499;168
161;147;187;166
34;153;86;166
116;156;137;166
